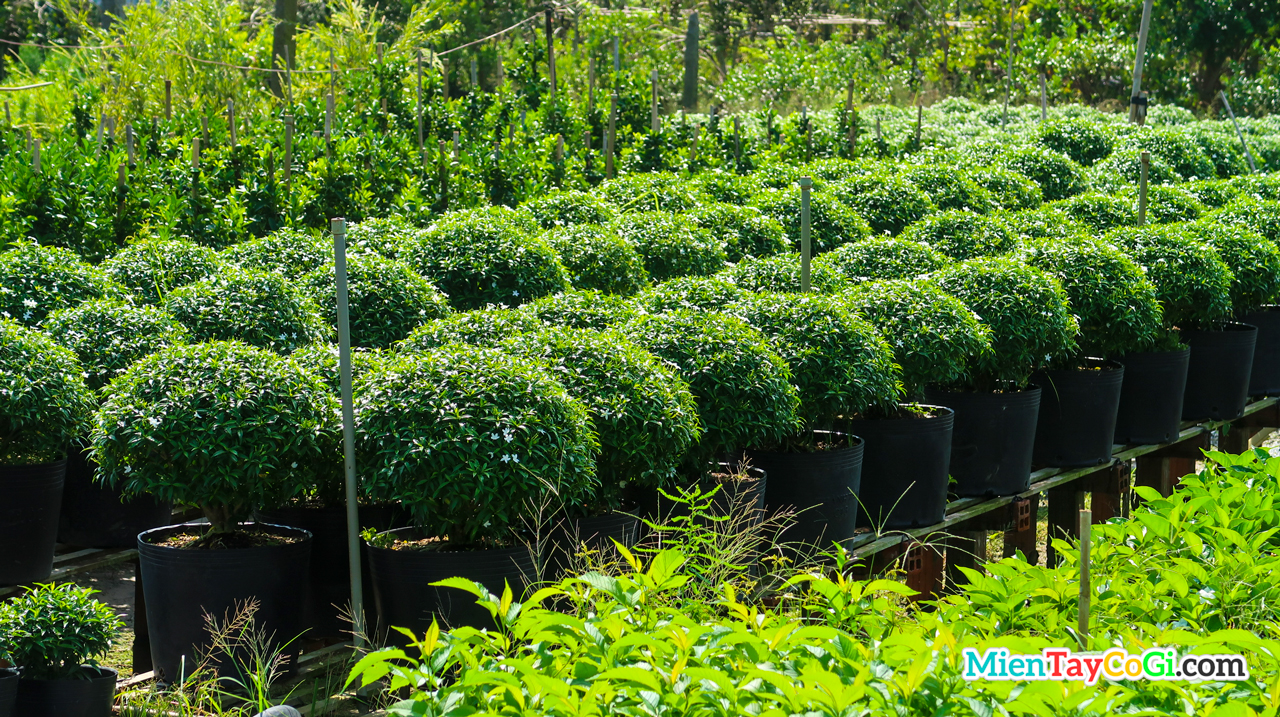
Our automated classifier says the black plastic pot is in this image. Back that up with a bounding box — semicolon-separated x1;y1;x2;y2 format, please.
367;528;535;639
923;386;1041;498
1031;359;1125;468
548;510;640;580
748;431;864;550
0;667;17;717
137;523;312;686
0;459;66;586
1182;322;1258;422
255;504;406;640
1113;348;1191;445
1245;306;1280;397
705;462;767;523
58;446;171;548
13;666;116;717
844;406;954;529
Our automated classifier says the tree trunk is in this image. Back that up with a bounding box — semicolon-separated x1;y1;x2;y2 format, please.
268;0;298;98
1196;47;1226;110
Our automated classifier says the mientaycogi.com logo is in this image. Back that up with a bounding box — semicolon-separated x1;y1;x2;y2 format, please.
963;647;1249;684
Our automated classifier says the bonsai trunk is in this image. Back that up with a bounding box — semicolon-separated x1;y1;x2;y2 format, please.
203;504;241;534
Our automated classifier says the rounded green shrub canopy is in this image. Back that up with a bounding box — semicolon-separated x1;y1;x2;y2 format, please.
403;206;570;310
623;310;801;456
612;211;727;282
815;237;950;283
104;236;222;305
726;254;850;293
730;292;901;421
0;242;119;326
290;342;389;395
345;216;423;260
92;340;339;534
688;202;788;262
1092;149;1180;191
968;166;1044;211
1018;238;1163;357
1054;193;1135;232
522;189;618;229
299;253;451;349
831;172;934;236
1106;224;1234;329
519;290;640;331
1181;220;1280;314
503;326;701;503
1211;197;1280;244
0;583;123;680
1034;117;1115;166
0;319;94;463
355;344;598;544
899;210;1018;260
601;172;698;213
995;206;1089;242
900;164;995;213
164;267;328;354
222;227;330;276
636;276;748;314
43;300;190;392
997;146;1087;202
933;257;1079;386
1120;128;1216;181
1128;185;1206;224
545;224;649;296
398;307;544;351
690;169;761;205
843;280;992;396
1184;179;1242;209
750;186;872;251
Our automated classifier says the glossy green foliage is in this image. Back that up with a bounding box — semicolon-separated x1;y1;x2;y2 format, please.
600;172;698;213
1211;197;1280;243
345;216;423;260
42;300;189;392
0;242;119;326
1092;149;1181;191
103;236;223;305
0;319;93;463
1183;178;1244;209
968;166;1044;210
92;340;339;533
1181;220;1280;314
355;344;598;544
1053;192;1135;231
689;168;761;205
623;310;801;455
1018;238;1163;357
997;146;1088;202
730;292;902;421
289;342;389;395
1034;117;1115;166
503;327;700;501
750;186;872;252
545;224;649;296
519;290;640;331
899;209;1018;260
612;211;726;282
900;163;995;213
844;280;991;396
688;202;788;262
933;257;1079;385
725;253;850;294
1134;185;1207;224
815;237;950;283
404;206;570;310
635;276;748;314
522;190;617;229
1191;131;1250;178
1121;127;1217;181
164;267;328;354
398;307;544;351
222;227;330;275
0;584;123;680
1107;224;1234;329
299;253;451;349
995;206;1089;242
830;172;934;236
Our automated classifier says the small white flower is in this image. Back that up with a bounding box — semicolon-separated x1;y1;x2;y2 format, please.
291;462;298;468
124;465;132;474
22;298;36;308
148;417;161;427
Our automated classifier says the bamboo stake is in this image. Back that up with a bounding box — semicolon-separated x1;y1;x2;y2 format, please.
416;50;424;166
546;9;556;95
284;115;294;194
95;114;105;156
164;80;171;120
452;130;460;160
588;57;595;114
606;94;617;178
32;138;39;174
126;124;135;167
650;70;659;133
733;116;742;167
227;100;236;146
1221;91;1259;173
846;80;856;157
1039;71;1047;121
800;177;813;293
1138;150;1149;225
1129;0;1154;124
1078;509;1092;643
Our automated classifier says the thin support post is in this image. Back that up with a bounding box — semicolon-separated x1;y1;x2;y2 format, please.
331;217;366;650
546;9;556;94
800;177;813;293
1138;150;1149;225
452;130;460;160
682;11;699;111
416;51;424;167
588;57;595;114
1040;70;1047;120
606;94;617;178
733;116;742;167
845;80;856;157
164;80;171;120
613;37;620;73
227;99;236;146
32;138;39;174
1221;91;1258;173
1077;509;1092;644
125;124;135;167
1130;0;1154;124
650;70;659;133
283;115;294;196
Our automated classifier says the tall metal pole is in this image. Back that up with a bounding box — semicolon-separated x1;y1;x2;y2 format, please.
332;217;366;650
1221;91;1258;173
1129;0;1153;124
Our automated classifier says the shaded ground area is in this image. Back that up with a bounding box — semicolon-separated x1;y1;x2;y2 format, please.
71;562;136;678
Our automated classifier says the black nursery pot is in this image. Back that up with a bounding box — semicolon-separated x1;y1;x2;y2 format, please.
137;523;312;686
1113;347;1191;445
367;528;535;640
59;446;171;549
548;510;640;580
0;667;17;717
706;462;768;524
1244;306;1280;397
748;431;864;550
255;504;406;640
14;666;116;717
844;406;954;530
1182;322;1258;422
1031;359;1125;468
0;459;66;586
923;386;1041;498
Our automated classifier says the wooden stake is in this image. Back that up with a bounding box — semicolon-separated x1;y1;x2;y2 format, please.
1221;90;1259;173
650;70;659;133
325;93;334;157
1129;0;1154;124
164;80;171;120
846;80;856;157
126;124;135;166
201;116;209;147
613;37;619;73
416;50;424;166
284;45;294;108
800;177;813;293
443;58;449;100
116;163;126;194
329;48;336;99
32;138;40;174
452;130;460;160
875;115;882;143
4;100;9;126
192;136;200;170
1138;150;1149;225
733;116;741;166
606;94;617;178
376;43;384;62
555;134;564;162
588;57;595;114
546;8;556;95
1077;509;1092;643
284;115;294;193
227;99;236;146
1039;71;1047;120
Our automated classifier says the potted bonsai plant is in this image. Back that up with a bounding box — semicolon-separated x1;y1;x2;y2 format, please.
103;235;224;305
0;320;94;585
814;237;950;283
356;343;599;635
298;252;451;349
518;290;640;331
899;209;1019;261
0;241;121;326
164;267;329;354
91;340;338;684
843;279;992;527
544;224;649;296
728;292;901;548
1018;238;1164;465
0;583;123;717
1107;225;1244;421
926;257;1079;496
42;300;189;548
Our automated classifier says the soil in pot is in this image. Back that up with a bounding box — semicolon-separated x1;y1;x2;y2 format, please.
748;431;864;552
59;446;171;549
705;462;767;526
1182;322;1258;421
922;386;1041;498
13;665;116;717
0;459;66;586
844;405;953;529
1112;348;1190;445
366;528;535;641
0;667;17;717
137;523;312;686
1031;359;1125;468
1244;306;1280;397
